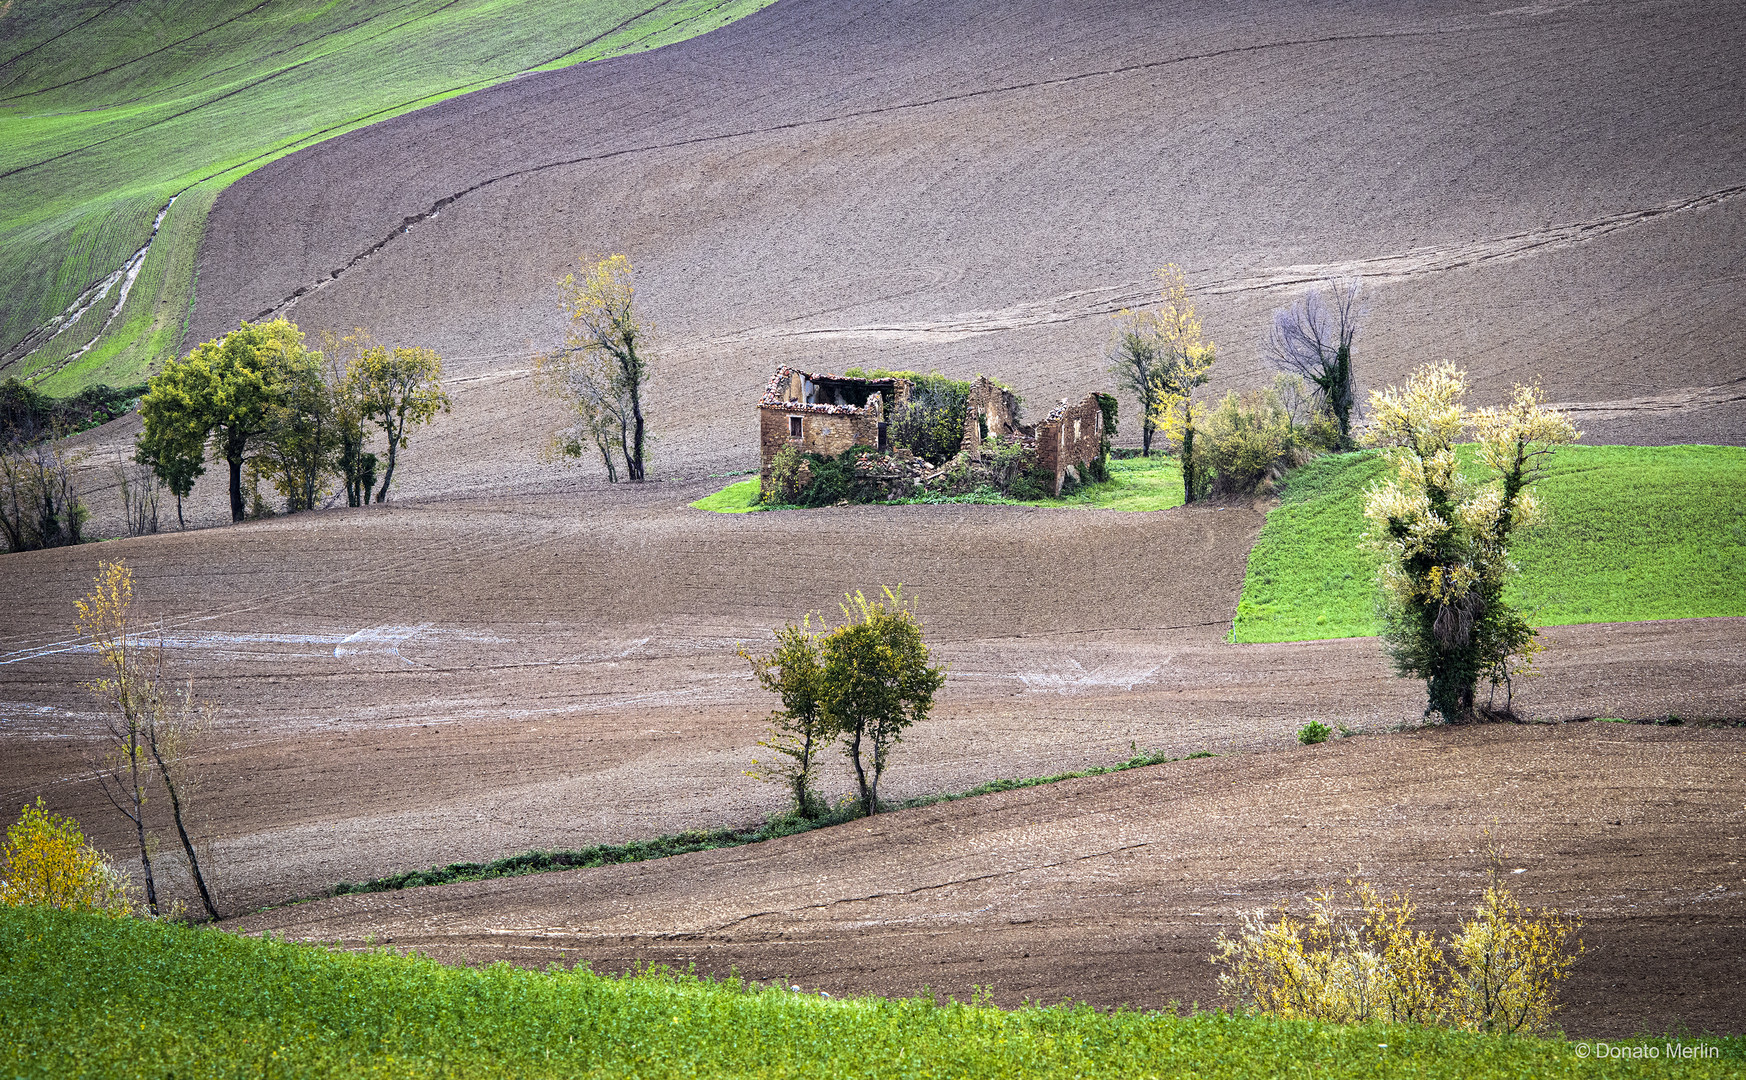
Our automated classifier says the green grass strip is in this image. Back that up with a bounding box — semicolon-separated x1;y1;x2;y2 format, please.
321;750;1215;901
692;454;1186;513
1232;445;1746;643
4;907;1738;1078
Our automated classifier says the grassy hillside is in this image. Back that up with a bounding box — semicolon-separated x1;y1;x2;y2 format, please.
1232;445;1746;643
6;907;1733;1079
0;0;775;394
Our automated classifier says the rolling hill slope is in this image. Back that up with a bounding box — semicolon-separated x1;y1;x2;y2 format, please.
0;0;776;393
186;0;1746;483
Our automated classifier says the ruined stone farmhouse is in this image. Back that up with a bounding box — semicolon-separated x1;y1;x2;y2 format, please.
759;365;1106;496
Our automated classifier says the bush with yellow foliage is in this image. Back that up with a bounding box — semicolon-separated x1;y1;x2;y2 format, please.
1214;873;1582;1034
0;799;133;914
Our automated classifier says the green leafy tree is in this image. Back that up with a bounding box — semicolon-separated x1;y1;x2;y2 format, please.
254;345;338;513
348;343;448;503
1362;365;1578;723
316;330;379;508
133;423;203;530
739;617;831;818
137;319;305;523
819;587;946;816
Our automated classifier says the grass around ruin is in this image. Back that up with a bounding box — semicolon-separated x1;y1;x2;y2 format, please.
0;0;777;394
692;454;1186;514
1231;445;1746;643
5;908;1738;1080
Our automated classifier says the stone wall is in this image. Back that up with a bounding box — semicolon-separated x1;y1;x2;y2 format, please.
759;404;884;477
959;375;1027;460
1034;395;1105;495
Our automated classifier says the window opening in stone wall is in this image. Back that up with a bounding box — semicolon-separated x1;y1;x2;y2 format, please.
789;415;802;437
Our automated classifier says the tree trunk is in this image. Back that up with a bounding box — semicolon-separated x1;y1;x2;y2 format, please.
1182;426;1197;503
175;494;184;530
149;737;219;920
628;382;646;482
129;746;159;916
848;724;872;815
375;416;400;503
1331;344;1354;449
227;455;244;522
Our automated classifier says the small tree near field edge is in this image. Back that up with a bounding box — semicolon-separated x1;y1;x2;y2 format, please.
740;615;832;819
820;587;946;816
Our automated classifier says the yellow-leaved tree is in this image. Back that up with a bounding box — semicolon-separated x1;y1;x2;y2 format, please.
0;799;133;914
1144;265;1218;501
534;253;652;482
77;560;221;919
1107;265;1218;471
1362;365;1578;723
346;340;449;504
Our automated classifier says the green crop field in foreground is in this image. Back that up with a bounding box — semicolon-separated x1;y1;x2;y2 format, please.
5;908;1735;1079
0;0;776;395
1232;445;1746;644
692;454;1187;513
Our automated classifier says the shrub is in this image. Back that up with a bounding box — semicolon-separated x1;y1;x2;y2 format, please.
1214;874;1581;1033
1444;883;1583;1034
1214;879;1443;1025
1200;388;1297;496
1006;464;1056;501
1297;721;1332;745
0;439;86;552
796;446;881;506
886;374;972;464
0;800;132;914
762;444;809;505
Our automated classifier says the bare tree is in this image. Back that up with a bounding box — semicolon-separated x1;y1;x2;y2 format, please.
1263;279;1362;449
1106;310;1167;456
138;665;220;919
114;452;162;537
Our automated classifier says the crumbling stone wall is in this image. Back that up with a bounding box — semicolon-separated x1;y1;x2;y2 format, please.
1034;395;1105;495
959;375;1027;460
758;366;899;478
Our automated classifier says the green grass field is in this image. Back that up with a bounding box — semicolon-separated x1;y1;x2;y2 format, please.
6;908;1733;1079
691;455;1187;513
1232;445;1746;644
0;0;776;395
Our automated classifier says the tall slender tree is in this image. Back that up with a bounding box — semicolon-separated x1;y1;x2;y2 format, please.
534;254;652;482
77;561;221;919
1146;265;1218;502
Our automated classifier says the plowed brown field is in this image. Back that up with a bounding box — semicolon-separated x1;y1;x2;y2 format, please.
233;723;1746;1040
4;0;1744;1042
